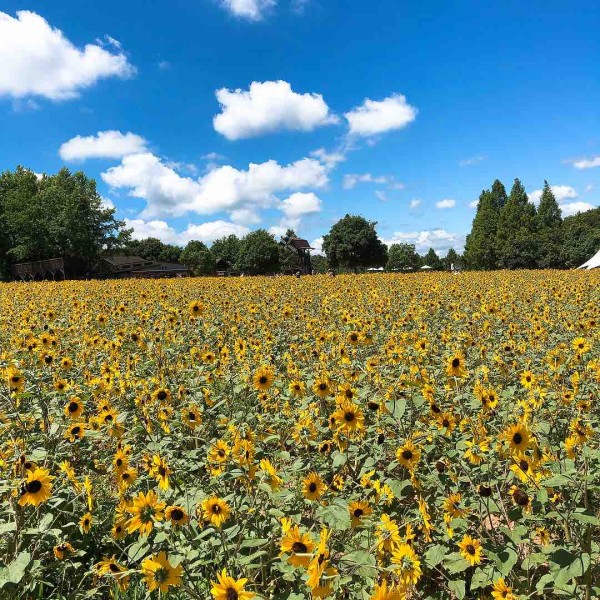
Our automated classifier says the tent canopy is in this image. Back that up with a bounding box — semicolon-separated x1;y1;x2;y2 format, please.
577;249;600;270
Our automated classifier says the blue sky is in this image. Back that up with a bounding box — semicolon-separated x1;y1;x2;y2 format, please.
1;1;599;254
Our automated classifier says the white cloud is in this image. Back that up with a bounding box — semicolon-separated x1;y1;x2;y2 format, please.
202;152;225;161
344;93;417;137
280;192;322;220
158;60;171;70
375;191;388;202
585;184;594;193
436;198;456;209
409;199;421;209
102;152;329;218
560;202;596;217
0;10;134;101
230;208;261;224
343;173;389;189
459;155;486;167
291;0;311;14
469;199;478;209
570;156;600;170
384;229;466;254
528;185;577;205
125;218;249;245
310;147;346;168
219;0;276;20
100;197;115;210
213;80;338;140
311;236;324;255
59;130;148;161
269;225;288;238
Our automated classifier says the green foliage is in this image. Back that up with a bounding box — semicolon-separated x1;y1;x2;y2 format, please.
323;214;387;271
386;243;421;271
422;247;443;271
561;207;600;268
0;166;128;279
536;181;564;269
310;254;329;274
495;179;539;269
124;238;182;263
443;248;461;271
210;234;242;268
463;190;499;270
237;229;280;275
180;240;216;275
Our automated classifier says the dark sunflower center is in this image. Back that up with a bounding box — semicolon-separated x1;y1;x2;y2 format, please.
11;376;21;383
513;433;523;444
109;563;120;573
71;426;81;435
519;460;529;471
353;508;364;518
292;541;308;553
443;419;450;427
466;544;475;555
171;508;184;520
402;450;413;460
259;376;268;384
157;391;167;400
26;480;42;494
514;490;529;506
188;412;196;420
68;401;79;412
452;358;460;368
344;412;355;422
226;588;238;600
309;482;317;492
193;305;199;312
212;504;221;514
479;485;492;497
368;401;379;410
319;383;327;391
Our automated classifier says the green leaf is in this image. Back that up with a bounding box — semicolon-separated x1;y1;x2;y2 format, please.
342;550;377;577
448;579;465;599
316;500;351;531
424;544;447;568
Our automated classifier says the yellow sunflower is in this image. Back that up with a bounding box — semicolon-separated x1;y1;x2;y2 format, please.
303;472;326;501
396;440;421;472
141;551;183;593
253;366;274;391
202;496;231;528
127;490;165;536
391;542;422;586
64;396;83;419
348;500;372;528
211;569;254;600
279;525;315;568
457;534;484;566
166;505;189;526
18;467;53;507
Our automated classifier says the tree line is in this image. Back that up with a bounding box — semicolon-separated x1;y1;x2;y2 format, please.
1;167;599;280
463;178;600;269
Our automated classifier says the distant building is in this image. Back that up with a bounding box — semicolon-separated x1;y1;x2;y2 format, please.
282;237;314;274
11;255;190;281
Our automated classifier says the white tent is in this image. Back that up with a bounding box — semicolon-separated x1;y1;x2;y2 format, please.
577;249;600;270
420;265;433;270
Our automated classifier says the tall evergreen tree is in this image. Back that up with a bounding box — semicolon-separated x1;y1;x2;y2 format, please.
536;181;564;268
463;189;499;269
422;247;443;270
496;178;539;269
490;179;508;210
443;248;461;271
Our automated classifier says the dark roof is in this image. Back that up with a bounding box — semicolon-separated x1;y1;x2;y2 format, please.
288;238;312;250
134;262;188;272
103;255;151;266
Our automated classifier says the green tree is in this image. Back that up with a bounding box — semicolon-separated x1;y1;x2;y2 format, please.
125;237;182;262
490;179;508;210
278;229;302;273
463;189;499;269
311;254;329;274
210;234;242;268
443;248;461;271
422;247;443;270
322;214;387;271
0;167;127;275
561;206;600;268
386;243;421;271
180;240;216;275
237;229;280;275
536;181;564;269
495;178;539;269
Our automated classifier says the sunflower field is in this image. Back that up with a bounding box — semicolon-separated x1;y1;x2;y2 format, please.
0;271;599;600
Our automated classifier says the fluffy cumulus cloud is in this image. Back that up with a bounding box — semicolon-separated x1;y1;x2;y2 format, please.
310;147;346;168
344;93;417;137
213;80;338;140
560;201;596;217
569;156;600;170
102;152;329;218
311;236;324;255
384;229;466;254
219;0;276;20
0;11;134;101
125;218;249;245
528;185;577;205
436;198;456;209
59;131;148;161
280;192;322;220
409;199;422;209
